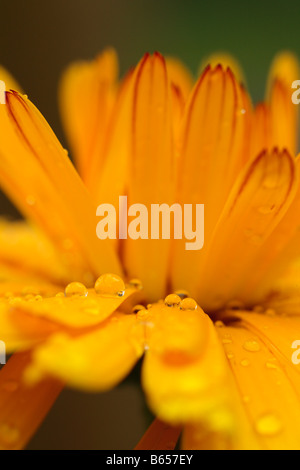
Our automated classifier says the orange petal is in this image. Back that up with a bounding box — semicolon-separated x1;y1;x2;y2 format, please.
0;219;72;285
124;53;175;300
9;282;141;328
267;52;299;155
59;48;118;180
0;351;63;449
24;312;144;391
194;148;297;310
172;64;252;295
0;302;61;352
217;316;300;449
0;91;121;281
200;52;246;84
141;301;235;431
135;418;181;450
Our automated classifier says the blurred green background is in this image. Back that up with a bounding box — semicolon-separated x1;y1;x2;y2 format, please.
1;0;300;449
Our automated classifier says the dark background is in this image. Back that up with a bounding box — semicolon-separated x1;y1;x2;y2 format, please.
1;0;300;449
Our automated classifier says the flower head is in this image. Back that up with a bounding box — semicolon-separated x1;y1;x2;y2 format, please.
0;49;300;449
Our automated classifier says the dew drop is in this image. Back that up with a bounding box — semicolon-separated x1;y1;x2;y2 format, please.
164;294;181;307
65;282;88;298
243;340;261;352
26;195;36;206
174;290;190;300
227;353;234;360
225;299;245;310
215;320;225;328
258;204;275;214
222;338;232;345
132;304;146;314
266;361;278;370
180;297;198;311
255;413;282;436
55;292;65;298
241;359;250;367
94;273;125;297
128;279;143;290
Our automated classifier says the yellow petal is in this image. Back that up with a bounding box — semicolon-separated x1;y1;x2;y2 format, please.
24;312;144;391
0;301;61;352
217;315;300;449
141;301;235;431
0;219;72;285
0;91;121;281
135;418;181;450
172;64;252;296
9;282;140;328
194;149;297;310
124;53;175;300
59;48;118;180
267;52;299;155
88;68;135;208
0;351;62;450
199;52;246;84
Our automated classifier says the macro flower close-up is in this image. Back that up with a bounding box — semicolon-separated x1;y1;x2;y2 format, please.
2;0;300;453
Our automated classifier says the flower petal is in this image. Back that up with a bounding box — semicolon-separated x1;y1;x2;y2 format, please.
8;283;140;328
0;219;71;285
124;53;175;300
24;312;144;391
267;52;299;155
0;91;121;280
0;351;63;450
0;302;61;352
194;148;297;310
141;302;235;431
59;48;118;181
135;418;181;450
217;316;300;449
172;64;252;295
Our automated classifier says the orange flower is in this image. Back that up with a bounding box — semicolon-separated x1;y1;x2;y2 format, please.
0;49;300;450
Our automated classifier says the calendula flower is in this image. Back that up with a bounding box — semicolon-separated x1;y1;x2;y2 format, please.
0;48;300;450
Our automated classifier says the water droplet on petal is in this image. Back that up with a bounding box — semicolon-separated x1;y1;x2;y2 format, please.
226;299;245;310
164;294;181;307
26;195;36;206
243;340;261;352
94;273;125;297
55;292;65;298
180;298;198;311
174;289;190;300
222;338;232;345
128;279;143;290
266;361;278;370
258;204;275;214
241;359;250;367
132;304;146;314
65;282;88;298
255;413;282;436
215;320;225;328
